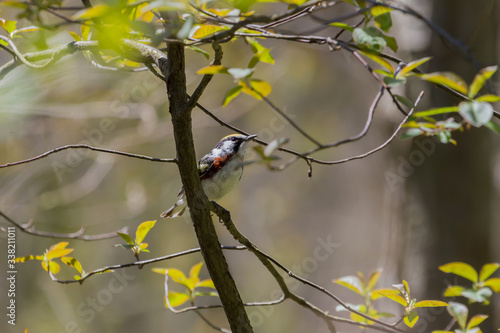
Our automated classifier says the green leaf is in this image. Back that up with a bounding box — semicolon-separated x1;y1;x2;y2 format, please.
469;65;498;99
484;121;500;135
394;94;415;108
383;76;406;87
375;12;392;32
439;262;478;282
443;285;465;297
413;106;459;118
404;311;419;328
458;101;493;127
11;26;41;36
479;263;500;281
401;128;423;140
188;46;210;60
414;300;448;308
333;275;363;295
167;291;189;307
135;220;156;245
383;34;398;53
447;302;468;328
72;4;111;20
196;65;229;75
222;85;243;107
399;57;432;77
328;22;353;32
353;27;386;53
117;232;134;245
467;315;488;329
420;72;468;95
360;51;394;73
483;277;500;292
475;94;500;102
377;291;407;306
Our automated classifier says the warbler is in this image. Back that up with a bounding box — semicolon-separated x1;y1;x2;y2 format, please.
161;134;257;218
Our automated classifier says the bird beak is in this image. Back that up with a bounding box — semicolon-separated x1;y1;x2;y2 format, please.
244;134;257;141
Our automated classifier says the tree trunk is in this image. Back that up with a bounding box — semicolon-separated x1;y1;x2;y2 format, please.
165;41;253;332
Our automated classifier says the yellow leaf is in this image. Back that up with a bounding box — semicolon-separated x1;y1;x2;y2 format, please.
196;65;228;75
377;291;408;306
439;262;478;282
72;4;111;20
360;51;394;74
414;300;448;308
420;72;468;95
135;220;156;244
166;291;189;307
192;25;228;39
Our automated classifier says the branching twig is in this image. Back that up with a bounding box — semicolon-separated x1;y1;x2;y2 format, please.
211;202;404;333
0;144;176;169
49;245;247;284
0;210;127;241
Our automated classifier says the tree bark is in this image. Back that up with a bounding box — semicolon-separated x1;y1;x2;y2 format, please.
165;41;253;332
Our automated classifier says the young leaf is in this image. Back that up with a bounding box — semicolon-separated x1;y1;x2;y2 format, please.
367;270;382;291
377;291;407;306
439;262;478;282
333;275;363;296
479;263;500;282
197;279;216;289
117;232;134;245
249;79;271;97
399;57;432;77
475;94;500;103
0;18;16;35
374;12;392;32
467;315;488;329
447;301;468;328
264;138;289;157
67;30;81;41
414;300;448;308
61;257;83;275
167;268;189;288
469;65;498;99
189;262;203;281
413;106;459;118
360;51;393;73
370;5;393;17
329;22;353;32
192;25;228;39
72;4;110;20
371;288;397;300
443;285;465;297
152;267;168;275
484;121;500;135
197;65;229;75
461;288;492;303
404;311;419;328
188;46;210;60
483;277;500;292
167;291;189;307
420;72;468;95
222;85;243;107
458;101;493;127
135;220;156;245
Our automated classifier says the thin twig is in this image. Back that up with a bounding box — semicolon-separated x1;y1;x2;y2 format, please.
49;246;247;284
211;202;404;333
0;210;127;241
0;144;176;169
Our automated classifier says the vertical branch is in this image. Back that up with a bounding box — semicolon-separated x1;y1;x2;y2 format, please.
164;41;253;332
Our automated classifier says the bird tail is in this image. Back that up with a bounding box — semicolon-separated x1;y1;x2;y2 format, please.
160;202;187;218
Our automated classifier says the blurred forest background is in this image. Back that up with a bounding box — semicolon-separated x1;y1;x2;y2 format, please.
1;0;499;332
